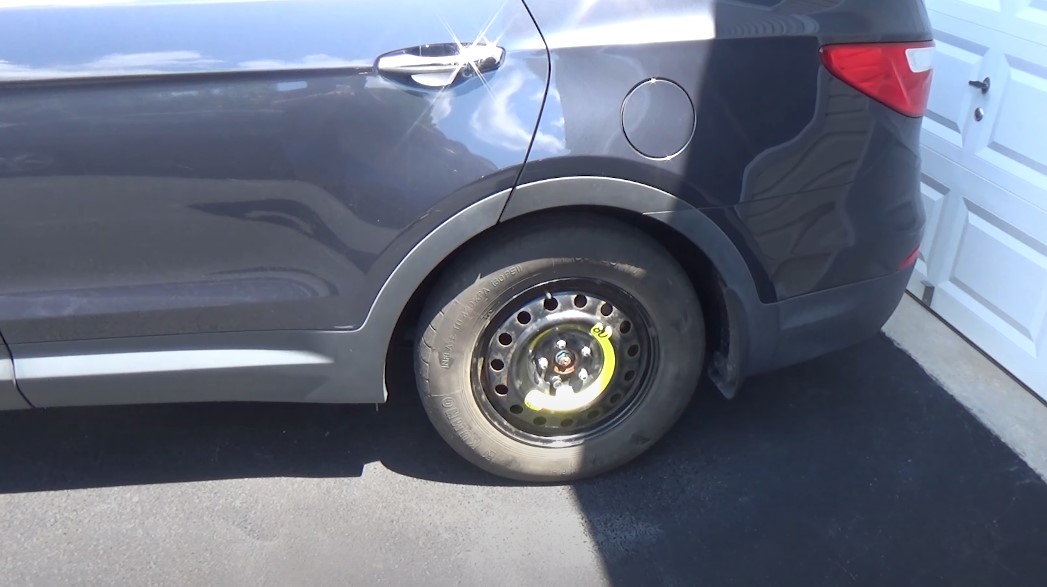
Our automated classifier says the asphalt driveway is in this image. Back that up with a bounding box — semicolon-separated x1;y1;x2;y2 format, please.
1;334;1045;586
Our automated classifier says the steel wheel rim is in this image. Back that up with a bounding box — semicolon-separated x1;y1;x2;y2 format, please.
473;279;655;446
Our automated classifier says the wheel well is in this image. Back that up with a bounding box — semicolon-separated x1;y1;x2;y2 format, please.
385;206;730;389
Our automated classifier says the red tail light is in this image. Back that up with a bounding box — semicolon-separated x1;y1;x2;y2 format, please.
821;41;935;117
900;245;920;270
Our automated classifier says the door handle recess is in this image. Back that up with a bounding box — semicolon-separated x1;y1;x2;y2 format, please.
377;43;505;88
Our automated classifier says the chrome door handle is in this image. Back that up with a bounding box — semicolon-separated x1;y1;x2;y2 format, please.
377;43;505;88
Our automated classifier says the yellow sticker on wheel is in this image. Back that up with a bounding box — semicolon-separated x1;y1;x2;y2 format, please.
523;323;616;413
588;323;616;395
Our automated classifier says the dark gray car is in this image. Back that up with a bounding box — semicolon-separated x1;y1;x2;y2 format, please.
0;0;934;480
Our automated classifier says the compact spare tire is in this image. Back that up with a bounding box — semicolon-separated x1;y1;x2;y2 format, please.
415;216;705;481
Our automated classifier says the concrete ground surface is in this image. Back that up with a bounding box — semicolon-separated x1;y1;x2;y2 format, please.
885;295;1047;480
2;307;1046;585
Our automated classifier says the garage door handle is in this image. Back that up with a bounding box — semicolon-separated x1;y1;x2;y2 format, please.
968;77;991;94
377;44;505;88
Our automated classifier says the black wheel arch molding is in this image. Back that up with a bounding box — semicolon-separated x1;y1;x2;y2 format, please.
357;174;771;404
499;176;774;398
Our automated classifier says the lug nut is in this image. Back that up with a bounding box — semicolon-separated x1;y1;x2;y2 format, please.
579;368;589;381
556;339;567;350
581;346;591;358
538;357;549;371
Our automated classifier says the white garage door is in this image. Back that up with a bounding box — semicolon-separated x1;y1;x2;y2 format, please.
910;0;1047;400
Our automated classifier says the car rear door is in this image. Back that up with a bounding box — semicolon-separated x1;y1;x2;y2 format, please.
0;0;548;348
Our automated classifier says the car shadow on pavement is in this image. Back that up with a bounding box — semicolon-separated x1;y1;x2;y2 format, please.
2;334;1046;584
570;334;1047;586
0;343;502;493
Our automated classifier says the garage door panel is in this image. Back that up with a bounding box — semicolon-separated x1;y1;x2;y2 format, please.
928;1;1047;47
959;0;1001;11
917;173;949;271
976;54;1047;193
928;169;1047;399
911;150;968;297
1015;0;1047;28
925;31;987;151
960;53;1047;211
939;0;1002;15
934;286;1038;355
1009;0;1047;49
933;284;1046;400
928;1;1005;31
949;199;1047;338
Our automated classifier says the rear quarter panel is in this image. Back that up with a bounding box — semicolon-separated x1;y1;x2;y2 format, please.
521;0;932;301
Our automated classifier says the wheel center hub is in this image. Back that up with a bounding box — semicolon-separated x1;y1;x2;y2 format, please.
553;349;576;373
480;288;650;439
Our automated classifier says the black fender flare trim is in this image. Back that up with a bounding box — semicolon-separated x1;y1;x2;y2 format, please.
500;177;761;308
500;176;778;389
358;188;513;401
361;176;776;401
